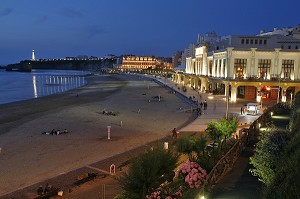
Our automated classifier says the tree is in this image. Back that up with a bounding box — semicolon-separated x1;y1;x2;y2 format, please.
118;147;179;199
219;117;238;147
263;133;300;198
249;130;289;186
205;121;223;148
194;136;207;156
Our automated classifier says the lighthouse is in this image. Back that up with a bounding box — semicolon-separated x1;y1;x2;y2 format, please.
31;50;35;61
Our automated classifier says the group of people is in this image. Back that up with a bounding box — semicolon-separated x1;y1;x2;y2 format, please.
37;183;57;197
199;100;208;110
43;128;69;135
102;109;118;116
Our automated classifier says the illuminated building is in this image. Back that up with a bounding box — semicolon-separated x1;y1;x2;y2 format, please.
174;25;300;103
119;55;157;71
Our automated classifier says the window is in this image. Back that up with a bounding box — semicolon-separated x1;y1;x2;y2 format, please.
288;45;291;49
296;45;298;49
281;45;284;49
259;40;262;45
234;59;247;79
246;39;249;44
258;59;271;79
250;39;253;44
264;40;267;45
255;40;258;44
241;39;245;44
282;60;294;79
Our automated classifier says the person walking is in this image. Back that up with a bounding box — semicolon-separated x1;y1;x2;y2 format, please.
204;100;207;110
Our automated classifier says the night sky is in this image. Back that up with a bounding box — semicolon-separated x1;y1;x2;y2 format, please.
0;0;299;65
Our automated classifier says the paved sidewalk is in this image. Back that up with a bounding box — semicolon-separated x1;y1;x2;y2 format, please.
153;76;260;133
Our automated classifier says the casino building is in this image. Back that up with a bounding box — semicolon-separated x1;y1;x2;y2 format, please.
173;25;300;103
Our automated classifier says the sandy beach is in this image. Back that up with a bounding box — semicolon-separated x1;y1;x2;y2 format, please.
0;74;194;197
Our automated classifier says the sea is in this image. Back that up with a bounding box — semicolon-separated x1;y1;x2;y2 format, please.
0;69;92;105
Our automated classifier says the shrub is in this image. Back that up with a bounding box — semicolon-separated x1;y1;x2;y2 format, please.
118;147;179;199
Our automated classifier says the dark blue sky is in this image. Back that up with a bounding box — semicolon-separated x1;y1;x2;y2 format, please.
0;0;299;65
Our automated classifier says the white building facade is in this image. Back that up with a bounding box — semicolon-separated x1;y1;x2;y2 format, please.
174;26;300;103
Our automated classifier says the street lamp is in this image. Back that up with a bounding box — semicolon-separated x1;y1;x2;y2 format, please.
225;82;229;119
277;70;282;104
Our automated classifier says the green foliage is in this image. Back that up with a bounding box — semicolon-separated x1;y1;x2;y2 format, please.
118;147;179;199
176;135;207;161
206;117;238;147
176;135;194;155
263;126;300;198
194;136;207;156
206;121;223;144
249;130;289;186
219;117;238;142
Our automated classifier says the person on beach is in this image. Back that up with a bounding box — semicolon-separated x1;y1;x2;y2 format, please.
172;128;177;140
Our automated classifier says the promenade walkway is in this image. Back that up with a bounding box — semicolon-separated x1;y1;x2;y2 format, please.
152;76;261;133
153;76;265;199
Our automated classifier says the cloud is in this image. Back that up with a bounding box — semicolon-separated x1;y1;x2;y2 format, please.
0;8;13;17
59;8;83;18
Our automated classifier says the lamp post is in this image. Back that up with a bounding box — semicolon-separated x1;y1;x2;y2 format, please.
277;71;282;104
225;82;229;119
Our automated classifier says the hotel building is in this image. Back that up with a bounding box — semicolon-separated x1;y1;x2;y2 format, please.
173;25;300;103
118;55;173;71
119;55;157;71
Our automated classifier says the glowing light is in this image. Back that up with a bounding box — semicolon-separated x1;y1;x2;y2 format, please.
32;75;38;98
270;112;274;116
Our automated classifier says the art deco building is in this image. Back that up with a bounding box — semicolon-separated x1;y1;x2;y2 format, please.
173;25;300;103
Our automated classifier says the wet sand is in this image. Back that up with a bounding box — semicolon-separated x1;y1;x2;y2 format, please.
0;74;194;197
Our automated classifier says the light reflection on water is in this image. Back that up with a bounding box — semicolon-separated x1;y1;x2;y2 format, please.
0;69;91;104
32;74;85;98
